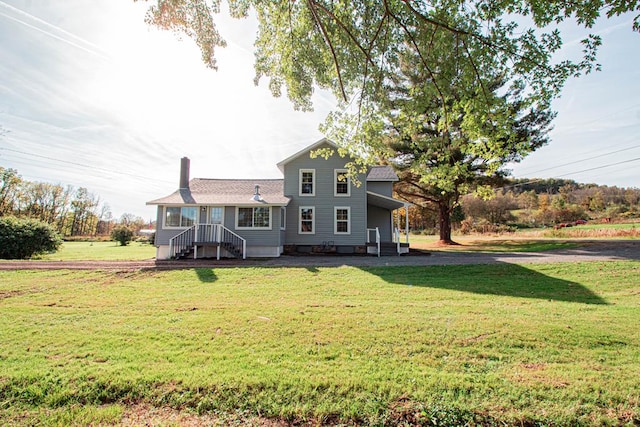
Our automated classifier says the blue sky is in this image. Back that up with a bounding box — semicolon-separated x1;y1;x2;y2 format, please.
0;0;638;220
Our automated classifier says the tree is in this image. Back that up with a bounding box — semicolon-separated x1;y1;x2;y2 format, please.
0;216;62;259
111;225;134;246
325;24;553;243
141;1;637;240
0;167;21;216
142;0;638;111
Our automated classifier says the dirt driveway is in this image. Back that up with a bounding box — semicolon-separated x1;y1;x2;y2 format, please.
0;240;638;271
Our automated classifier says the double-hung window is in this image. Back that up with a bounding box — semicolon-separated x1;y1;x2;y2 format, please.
165;206;197;228
299;206;315;234
236;207;271;229
334;169;350;196
334;207;350;234
299;169;315;196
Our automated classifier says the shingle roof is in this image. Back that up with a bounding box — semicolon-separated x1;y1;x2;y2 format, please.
367;165;398;182
146;179;290;206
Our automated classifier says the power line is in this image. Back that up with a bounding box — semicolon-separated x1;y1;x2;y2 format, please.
505;157;640;190
522;143;640;175
559;157;640;178
0;147;175;184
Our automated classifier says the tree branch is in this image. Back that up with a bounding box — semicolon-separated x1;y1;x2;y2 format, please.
306;0;347;101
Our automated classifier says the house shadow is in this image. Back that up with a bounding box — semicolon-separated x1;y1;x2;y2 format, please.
194;268;218;283
361;262;608;305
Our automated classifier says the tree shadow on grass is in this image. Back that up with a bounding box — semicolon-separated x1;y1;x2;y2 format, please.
363;263;608;305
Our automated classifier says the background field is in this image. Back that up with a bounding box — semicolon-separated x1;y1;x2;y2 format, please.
1;262;638;426
32;241;156;261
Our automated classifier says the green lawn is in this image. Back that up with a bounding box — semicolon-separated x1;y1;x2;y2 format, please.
406;234;579;252
31;241;156;261
1;262;638;426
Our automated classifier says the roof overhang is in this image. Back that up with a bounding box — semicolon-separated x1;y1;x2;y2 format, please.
366;191;409;211
276;137;337;172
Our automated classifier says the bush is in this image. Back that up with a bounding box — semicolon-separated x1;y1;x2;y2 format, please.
111;226;134;246
0;216;62;259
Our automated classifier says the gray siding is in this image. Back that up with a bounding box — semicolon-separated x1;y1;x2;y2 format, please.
367;181;394;197
367;204;393;242
154;205;195;246
154;204;282;248
227;205;282;247
283;143;367;245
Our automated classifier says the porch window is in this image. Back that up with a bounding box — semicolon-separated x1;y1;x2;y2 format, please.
165;206;197;228
335;169;350;196
335;207;350;234
208;207;223;224
299;206;315;234
299;169;315;196
236;207;271;229
280;207;286;230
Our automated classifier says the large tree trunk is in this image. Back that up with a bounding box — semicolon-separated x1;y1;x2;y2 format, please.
437;202;457;245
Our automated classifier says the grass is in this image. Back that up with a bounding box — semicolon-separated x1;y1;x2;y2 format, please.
28;241;157;261
541;223;640;239
1;262;639;426
406;234;580;252
406;221;639;250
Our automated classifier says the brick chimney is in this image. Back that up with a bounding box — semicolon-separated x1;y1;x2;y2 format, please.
179;157;190;190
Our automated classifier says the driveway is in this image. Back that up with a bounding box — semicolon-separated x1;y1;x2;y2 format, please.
0;240;638;270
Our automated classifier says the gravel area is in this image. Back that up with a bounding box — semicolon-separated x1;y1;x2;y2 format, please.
0;240;638;270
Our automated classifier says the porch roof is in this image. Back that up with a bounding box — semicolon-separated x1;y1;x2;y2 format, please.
146;179;291;206
367;191;408;211
366;165;398;182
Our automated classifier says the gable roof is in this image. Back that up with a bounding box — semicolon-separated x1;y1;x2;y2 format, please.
276;137;338;172
146;179;290;206
367;165;398;182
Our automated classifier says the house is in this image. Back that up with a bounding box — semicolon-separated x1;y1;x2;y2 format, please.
146;138;410;259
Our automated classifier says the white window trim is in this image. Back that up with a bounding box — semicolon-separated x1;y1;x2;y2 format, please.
163;206;197;229
334;206;351;235
334;169;351;197
280;207;286;231
199;206;225;225
299;168;316;197
235;206;272;230
299;206;315;235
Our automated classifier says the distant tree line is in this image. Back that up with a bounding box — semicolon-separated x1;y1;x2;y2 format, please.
398;178;640;234
0;166;150;238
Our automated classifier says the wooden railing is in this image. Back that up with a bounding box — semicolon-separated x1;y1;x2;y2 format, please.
366;227;381;257
195;223;219;243
169;225;195;259
220;226;247;260
393;227;401;255
170;224;246;260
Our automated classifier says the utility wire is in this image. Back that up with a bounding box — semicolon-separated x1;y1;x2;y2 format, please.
505;157;640;190
522;143;640;175
559;157;640;178
0;147;175;184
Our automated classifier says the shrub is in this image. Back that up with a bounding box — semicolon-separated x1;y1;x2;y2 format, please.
0;216;62;259
111;226;134;246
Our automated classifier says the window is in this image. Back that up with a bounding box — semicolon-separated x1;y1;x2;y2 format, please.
165;206;197;228
208;207;223;224
280;207;286;230
236;207;271;229
299;169;315;196
335;169;350;196
334;207;350;234
299;206;315;234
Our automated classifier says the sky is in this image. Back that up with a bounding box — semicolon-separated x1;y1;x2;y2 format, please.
0;0;639;221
